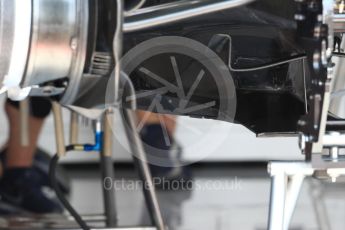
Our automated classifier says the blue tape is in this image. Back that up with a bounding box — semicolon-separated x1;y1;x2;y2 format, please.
83;131;103;152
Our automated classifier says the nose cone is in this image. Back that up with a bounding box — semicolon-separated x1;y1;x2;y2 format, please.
0;0;15;85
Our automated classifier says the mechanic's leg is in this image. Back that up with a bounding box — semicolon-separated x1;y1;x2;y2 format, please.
5;101;45;168
136;111;191;187
136;110;177;137
0;99;62;214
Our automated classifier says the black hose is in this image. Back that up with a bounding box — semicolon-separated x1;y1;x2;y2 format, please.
49;145;91;230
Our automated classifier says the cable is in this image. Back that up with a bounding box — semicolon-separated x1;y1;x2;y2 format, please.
49;145;91;230
113;0;124;105
121;71;137;110
110;0;137;111
113;0;139;111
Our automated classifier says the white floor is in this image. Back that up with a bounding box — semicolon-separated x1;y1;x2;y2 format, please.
68;166;345;230
0;165;344;229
